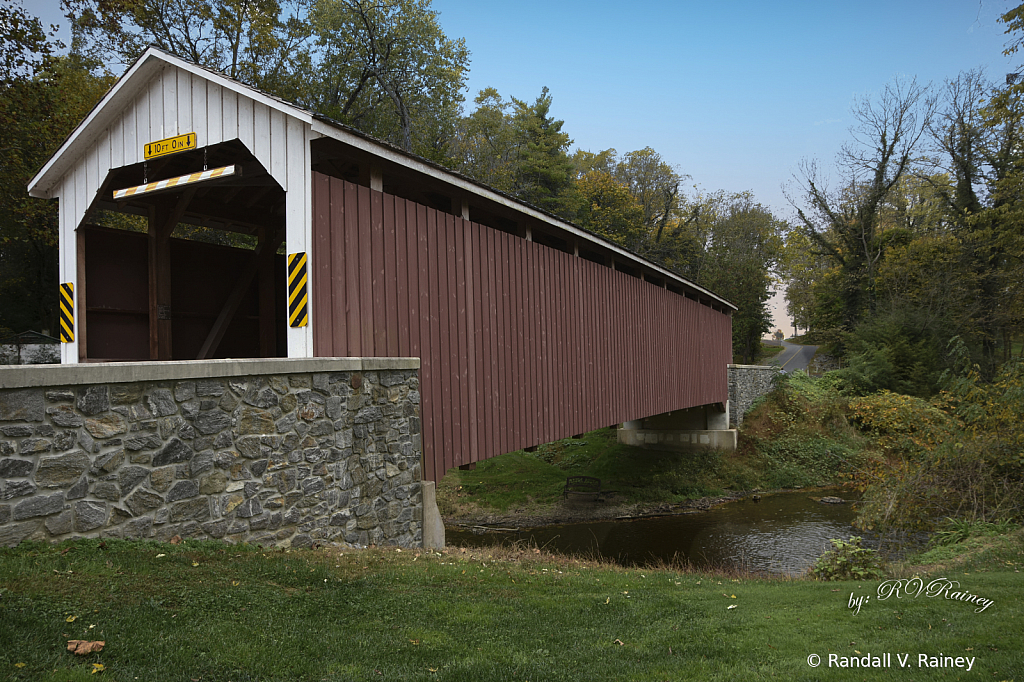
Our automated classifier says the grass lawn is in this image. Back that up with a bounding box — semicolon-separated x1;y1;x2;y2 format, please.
1;535;1022;681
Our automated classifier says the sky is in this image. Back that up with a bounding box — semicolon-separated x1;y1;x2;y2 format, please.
30;0;1021;335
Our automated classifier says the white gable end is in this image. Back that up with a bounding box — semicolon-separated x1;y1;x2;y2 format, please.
29;49;319;362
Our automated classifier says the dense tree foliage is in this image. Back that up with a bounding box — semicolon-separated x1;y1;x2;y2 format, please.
0;1;113;338
784;12;1024;388
305;0;468;159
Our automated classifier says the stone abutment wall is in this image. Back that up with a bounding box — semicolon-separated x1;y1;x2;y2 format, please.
0;358;422;549
727;364;777;427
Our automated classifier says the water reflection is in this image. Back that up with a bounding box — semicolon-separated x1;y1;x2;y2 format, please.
448;491;861;576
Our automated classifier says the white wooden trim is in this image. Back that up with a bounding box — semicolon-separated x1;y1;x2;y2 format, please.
58;175;78;363
285;121;319;357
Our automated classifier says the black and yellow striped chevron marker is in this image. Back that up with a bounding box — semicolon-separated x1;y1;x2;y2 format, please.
287;252;308;328
59;282;74;342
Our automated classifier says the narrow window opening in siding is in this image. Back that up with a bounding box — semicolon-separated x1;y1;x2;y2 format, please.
578;248;606;266
533;231;569;253
615;262;640;279
424;191;454;214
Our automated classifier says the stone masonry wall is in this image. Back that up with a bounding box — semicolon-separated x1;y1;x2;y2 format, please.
0;359;422;549
727;364;777;427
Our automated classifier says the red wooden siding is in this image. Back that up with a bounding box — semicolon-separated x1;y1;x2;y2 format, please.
311;173;732;481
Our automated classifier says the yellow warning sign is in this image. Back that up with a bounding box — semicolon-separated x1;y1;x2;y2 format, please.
144;132;197;160
59;282;74;343
287;252;308;328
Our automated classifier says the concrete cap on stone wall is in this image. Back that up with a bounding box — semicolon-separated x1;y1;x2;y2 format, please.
0;357;420;390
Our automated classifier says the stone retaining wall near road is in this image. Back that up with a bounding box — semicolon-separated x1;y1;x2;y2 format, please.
0;358;423;549
727;364;777;427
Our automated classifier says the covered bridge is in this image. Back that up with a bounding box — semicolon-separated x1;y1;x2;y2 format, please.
27;47;737;482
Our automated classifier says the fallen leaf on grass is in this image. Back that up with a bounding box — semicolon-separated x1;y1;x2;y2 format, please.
67;640;105;655
169;535;182;545
155;554;166;558
90;663;104;674
66;615;77;623
613;639;624;646
727;605;737;610
14;663;25;668
192;562;199;567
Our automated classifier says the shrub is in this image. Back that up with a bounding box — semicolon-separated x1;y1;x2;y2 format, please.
856;343;1024;533
811;536;884;581
930;517;1021;547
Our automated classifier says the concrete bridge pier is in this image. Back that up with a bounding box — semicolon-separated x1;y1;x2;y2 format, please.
617;402;737;451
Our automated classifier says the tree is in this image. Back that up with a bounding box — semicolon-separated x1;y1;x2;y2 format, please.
64;0;313;99
573;169;644;245
0;1;113;337
453;86;576;217
307;0;468;158
614;147;683;240
780;228;825;335
697;194;785;363
64;0;469;158
510;86;575;215
791;77;936;338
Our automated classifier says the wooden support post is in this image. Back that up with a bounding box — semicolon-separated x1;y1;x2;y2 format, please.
360;164;383;192
148;190;194;360
450;196;469;220
258;226;277;357
197;226;285;359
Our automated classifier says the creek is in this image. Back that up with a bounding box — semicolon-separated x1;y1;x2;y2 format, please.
447;490;862;576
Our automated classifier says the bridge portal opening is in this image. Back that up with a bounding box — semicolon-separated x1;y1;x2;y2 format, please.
78;140;287;361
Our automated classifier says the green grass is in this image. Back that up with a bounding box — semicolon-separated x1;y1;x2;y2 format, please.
1;538;1022;681
898;526;1024;575
439;429;759;514
759;343;785;361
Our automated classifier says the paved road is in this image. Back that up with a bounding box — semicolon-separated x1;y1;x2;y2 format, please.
768;340;819;374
